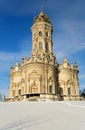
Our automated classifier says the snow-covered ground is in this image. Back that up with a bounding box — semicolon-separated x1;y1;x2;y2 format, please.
0;101;85;130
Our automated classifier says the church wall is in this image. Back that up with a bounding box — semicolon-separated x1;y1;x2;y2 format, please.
22;62;57;95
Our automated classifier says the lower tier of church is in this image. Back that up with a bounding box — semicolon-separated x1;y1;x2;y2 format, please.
8;57;80;101
8;93;80;101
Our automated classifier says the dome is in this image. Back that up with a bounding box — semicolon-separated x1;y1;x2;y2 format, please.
33;11;51;24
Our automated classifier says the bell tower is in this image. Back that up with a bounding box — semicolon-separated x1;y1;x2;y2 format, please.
31;11;53;54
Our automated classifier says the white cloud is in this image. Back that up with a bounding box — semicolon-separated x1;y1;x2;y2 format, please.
0;36;31;72
0;37;31;96
18;36;32;57
79;84;85;90
0;52;18;72
0;86;8;97
53;20;85;62
0;76;9;96
0;51;30;73
79;74;85;80
0;52;16;61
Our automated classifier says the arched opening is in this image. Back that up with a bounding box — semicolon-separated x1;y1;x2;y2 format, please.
39;31;42;36
39;42;43;50
68;87;71;95
45;42;49;51
60;87;63;96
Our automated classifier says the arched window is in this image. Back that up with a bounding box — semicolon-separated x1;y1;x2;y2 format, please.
19;89;21;95
68;88;71;95
39;42;43;50
46;32;49;37
49;85;52;94
38;54;42;60
45;42;49;51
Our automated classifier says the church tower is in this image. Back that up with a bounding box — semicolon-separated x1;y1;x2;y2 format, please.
30;11;56;65
31;11;53;54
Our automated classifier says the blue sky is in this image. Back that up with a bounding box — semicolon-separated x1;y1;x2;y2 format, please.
0;0;85;96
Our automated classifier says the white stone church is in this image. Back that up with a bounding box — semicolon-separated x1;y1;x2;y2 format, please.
8;11;80;101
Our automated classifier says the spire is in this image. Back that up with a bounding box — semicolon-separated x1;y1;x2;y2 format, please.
41;5;43;12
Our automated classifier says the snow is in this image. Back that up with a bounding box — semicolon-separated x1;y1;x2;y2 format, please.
0;101;85;130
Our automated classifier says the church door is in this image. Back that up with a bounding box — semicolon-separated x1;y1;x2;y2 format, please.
31;83;38;93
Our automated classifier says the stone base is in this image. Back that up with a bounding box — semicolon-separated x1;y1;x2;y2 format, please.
7;93;59;101
62;96;80;101
40;94;58;101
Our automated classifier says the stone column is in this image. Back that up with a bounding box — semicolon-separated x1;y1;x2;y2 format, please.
39;76;42;93
28;77;30;94
25;71;27;94
65;82;68;96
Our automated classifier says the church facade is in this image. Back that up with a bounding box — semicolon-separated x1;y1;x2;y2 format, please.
8;12;80;101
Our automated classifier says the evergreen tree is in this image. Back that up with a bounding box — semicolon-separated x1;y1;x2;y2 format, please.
80;89;85;98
